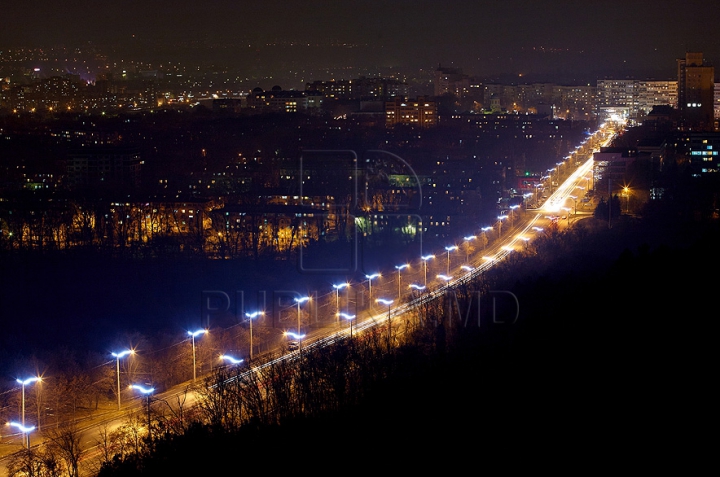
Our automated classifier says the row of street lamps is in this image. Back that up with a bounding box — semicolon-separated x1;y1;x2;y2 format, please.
4;184;548;450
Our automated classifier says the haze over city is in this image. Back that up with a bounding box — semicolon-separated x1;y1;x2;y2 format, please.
3;0;720;86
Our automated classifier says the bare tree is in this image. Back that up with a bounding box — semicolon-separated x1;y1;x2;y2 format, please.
44;423;83;477
5;447;61;477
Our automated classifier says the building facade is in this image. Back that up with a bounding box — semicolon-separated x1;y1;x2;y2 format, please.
677;52;715;131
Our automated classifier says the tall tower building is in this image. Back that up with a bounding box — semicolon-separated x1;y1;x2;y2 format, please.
677;52;715;131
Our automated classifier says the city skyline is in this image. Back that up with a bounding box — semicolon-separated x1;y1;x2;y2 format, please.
2;1;720;85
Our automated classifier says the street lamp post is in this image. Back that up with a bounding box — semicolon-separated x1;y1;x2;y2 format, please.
462;236;476;262
481;226;492;249
16;377;41;448
376;298;393;349
420;255;435;287
509;205;520;228
523;192;532;210
284;331;306;354
339;312;356;338
394;264;409;299
445;245;458;275
568;195;577;216
365;274;380;303
187;329;208;382
332;283;349;323
497;216;506;237
7;422;34;449
547;168;555;191
111;349;134;410
219;354;244;380
623;186;630;213
130;384;154;442
294;296;311;335
245;311;264;360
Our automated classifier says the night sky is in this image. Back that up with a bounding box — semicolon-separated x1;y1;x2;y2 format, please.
3;0;720;82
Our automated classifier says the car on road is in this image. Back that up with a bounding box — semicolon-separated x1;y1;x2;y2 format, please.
287;341;299;351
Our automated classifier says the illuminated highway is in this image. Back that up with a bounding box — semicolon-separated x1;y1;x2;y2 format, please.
0;120;622;476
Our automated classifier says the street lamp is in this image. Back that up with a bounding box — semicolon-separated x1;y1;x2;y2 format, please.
408;283;426;291
523;192;532;210
394;264;409;299
111;349;134;410
339;312;356;338
444;245;458;275
437;274;453;283
220;354;244;365
497;215;507;237
562;207;571;223
6;422;35;449
16;376;40;448
547;167;555;190
294;296;311;335
462;236;476;262
130;384;154;441
245;311;265;360
365;273;380;302
509;205;520;228
481;226;493;248
375;298;393;349
332;283;349;323
187;329;208;382
622;186;630;213
461;265;474;272
284;331;306;354
420;255;435;287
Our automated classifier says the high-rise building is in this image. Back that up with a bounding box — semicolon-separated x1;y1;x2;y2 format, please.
677;52;715;131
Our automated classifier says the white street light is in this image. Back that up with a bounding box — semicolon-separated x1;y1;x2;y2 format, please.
294;296;311;335
420;255;435;286
444;245;458;275
111;349;134;410
437;274;453;284
365;274;380;302
481;226;493;249
6;422;35;449
568;195;578;216
394;264;409;299
375;298;394;349
497;215;507;237
187;329;208;382
16;376;40;449
130;384;154;441
245;311;264;360
338;312;356;338
284;331;306;353
220;354;244;365
462;236;476;262
509;205;520;228
332;283;349;323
